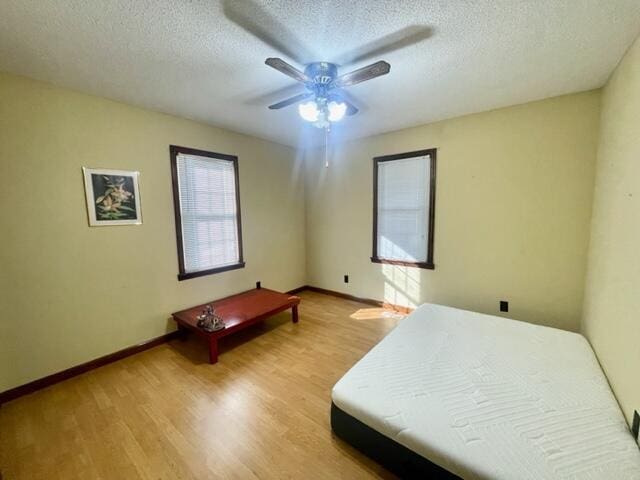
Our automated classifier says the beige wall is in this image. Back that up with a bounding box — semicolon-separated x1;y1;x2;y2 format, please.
583;36;640;426
3;66;632;412
0;73;306;392
304;91;601;332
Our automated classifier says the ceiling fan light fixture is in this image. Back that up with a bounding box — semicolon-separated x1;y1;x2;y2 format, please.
312;111;330;129
298;101;319;122
327;101;347;122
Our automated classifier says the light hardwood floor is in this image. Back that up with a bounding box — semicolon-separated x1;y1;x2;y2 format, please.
0;291;405;479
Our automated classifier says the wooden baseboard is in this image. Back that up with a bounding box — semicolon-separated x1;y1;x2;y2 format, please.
0;331;180;405
286;286;309;295
299;285;414;314
1;286;409;405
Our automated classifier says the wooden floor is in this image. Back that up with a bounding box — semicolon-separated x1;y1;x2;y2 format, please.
0;291;405;479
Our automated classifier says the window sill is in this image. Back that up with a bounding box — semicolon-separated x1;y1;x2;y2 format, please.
370;257;434;270
178;262;245;281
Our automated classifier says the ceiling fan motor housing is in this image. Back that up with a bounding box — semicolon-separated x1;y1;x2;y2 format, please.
264;56;388;117
305;62;338;86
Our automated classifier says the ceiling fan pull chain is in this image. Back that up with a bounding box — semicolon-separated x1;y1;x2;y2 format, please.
324;125;330;168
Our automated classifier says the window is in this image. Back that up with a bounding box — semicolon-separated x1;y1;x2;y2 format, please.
371;149;436;269
170;145;244;280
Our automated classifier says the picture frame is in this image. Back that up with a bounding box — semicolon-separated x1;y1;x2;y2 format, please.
82;167;142;226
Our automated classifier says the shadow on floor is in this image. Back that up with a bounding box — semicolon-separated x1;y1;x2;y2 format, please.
330;432;399;480
166;312;292;365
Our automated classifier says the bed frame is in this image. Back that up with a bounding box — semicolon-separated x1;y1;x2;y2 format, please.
331;402;460;479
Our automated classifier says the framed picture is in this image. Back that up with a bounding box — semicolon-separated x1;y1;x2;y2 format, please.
82;168;142;226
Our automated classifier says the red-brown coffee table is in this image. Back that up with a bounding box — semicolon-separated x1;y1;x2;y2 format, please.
171;288;300;364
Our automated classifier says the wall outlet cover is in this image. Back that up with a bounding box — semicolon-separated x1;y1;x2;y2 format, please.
256;281;261;289
500;300;509;312
344;275;349;283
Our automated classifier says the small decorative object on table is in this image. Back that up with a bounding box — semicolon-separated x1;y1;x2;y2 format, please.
196;304;226;332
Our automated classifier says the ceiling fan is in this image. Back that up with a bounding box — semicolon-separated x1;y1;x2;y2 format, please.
264;58;390;128
222;0;431;129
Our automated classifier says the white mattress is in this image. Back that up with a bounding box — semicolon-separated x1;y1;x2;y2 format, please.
332;303;640;480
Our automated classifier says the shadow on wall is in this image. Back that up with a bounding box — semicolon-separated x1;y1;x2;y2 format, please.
379;234;422;309
382;263;421;309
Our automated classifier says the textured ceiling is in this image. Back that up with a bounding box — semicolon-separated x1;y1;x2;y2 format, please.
1;1;639;147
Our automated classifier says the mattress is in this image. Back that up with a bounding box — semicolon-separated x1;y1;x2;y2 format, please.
332;303;640;479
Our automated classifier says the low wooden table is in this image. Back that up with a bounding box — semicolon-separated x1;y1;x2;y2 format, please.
171;288;300;364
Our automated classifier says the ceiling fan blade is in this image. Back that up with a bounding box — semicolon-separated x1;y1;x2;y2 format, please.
334;26;432;67
344;101;359;116
329;92;359;116
265;58;310;83
222;0;315;65
246;83;305;107
335;61;391;88
268;92;313;110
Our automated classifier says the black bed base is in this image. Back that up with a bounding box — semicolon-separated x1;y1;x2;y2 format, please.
331;402;461;479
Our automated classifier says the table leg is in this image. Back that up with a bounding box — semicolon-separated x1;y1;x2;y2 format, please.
177;323;188;341
292;305;299;323
208;337;219;364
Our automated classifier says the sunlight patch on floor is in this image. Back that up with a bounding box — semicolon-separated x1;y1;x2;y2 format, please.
349;308;405;321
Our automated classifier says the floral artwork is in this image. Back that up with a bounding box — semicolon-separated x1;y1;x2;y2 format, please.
83;168;142;226
93;175;136;220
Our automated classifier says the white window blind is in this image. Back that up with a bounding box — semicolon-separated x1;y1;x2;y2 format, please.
176;153;241;274
376;155;430;262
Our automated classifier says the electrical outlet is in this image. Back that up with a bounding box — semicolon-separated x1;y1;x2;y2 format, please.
500;300;509;313
344;275;349;284
256;281;261;289
632;410;639;442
